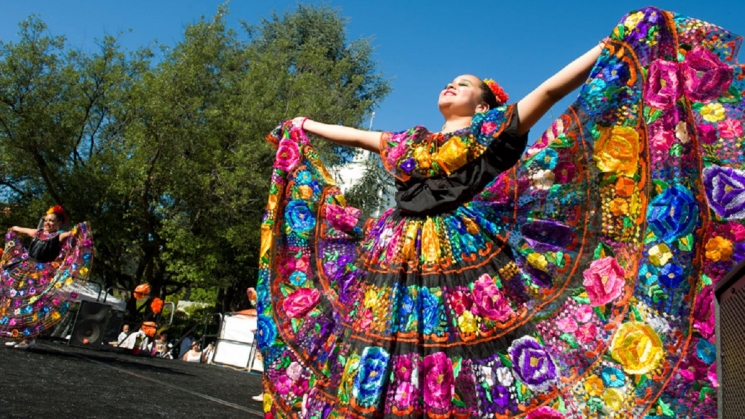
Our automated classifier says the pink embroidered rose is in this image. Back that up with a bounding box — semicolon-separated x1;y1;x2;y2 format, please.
394;382;415;406
526;406;565;419
709;362;718;388
574;305;594;323
649;124;676;150
473;274;514;321
553;161;577;184
275;139;300;172
645;59;681;109
719;118;743;139
730;222;745;241
576;322;598;345
292;378;308;396
698;123;719;144
682;46;733;102
481;121;497;135
287;361;303;381
422;352;453;409
384;133;409;167
283;288;321;318
447;290;473;316
324;204;361;232
693;285;715;338
556;316;578;333
278;255;297;277
582;257;626;306
275;375;293;395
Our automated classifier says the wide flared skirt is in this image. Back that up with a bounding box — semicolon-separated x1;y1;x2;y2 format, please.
258;7;744;418
0;223;94;339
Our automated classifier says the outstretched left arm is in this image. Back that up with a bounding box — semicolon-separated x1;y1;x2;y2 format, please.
516;42;605;136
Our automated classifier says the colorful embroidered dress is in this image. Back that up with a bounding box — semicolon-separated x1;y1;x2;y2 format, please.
0;223;94;339
258;7;742;418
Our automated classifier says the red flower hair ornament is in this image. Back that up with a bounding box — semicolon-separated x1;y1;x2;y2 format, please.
483;78;509;105
46;205;68;223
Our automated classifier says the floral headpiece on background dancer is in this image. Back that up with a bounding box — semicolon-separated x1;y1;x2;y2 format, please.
482;78;509;105
46;205;68;224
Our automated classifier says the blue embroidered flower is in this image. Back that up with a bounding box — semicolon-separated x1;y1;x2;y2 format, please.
353;346;390;407
289;271;308;287
601;366;625;388
400;158;416;173
257;314;277;349
659;263;685;288
647;184;699;241
295;170;313;185
285;200;316;233
601;59;630;84
696;338;716;364
420;287;441;335
532;148;559;170
639;264;658;286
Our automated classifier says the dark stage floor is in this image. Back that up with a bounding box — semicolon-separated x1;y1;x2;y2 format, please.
0;338;265;418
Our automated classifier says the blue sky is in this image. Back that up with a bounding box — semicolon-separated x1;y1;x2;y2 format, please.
2;1;744;136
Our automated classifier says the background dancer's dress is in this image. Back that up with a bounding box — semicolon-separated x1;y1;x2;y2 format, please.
257;7;741;418
0;222;94;340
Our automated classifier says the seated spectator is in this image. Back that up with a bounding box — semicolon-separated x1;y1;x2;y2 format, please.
152;333;168;357
182;340;202;362
201;342;215;364
109;324;129;346
178;332;194;360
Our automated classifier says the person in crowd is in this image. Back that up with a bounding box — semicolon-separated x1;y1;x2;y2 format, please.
181;339;203;362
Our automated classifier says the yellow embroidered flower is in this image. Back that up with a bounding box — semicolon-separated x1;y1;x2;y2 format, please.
297;185;313;200
603;388;624;410
700;103;726;122
263;393;273;413
648;243;673;266
609;197;629;216
401;222;420;260
457;310;478;334
364;288;380;309
527;252;548;271
610;321;664;374
705;236;734;261
584;374;605;397
593;126;640;176
260;224;273;259
462;217;480;235
433;136;468;175
52;311;61;320
421;218;440;263
624;11;645;30
266;194;278;211
413;146;432;171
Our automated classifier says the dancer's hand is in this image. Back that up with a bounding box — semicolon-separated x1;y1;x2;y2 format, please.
292;117;309;129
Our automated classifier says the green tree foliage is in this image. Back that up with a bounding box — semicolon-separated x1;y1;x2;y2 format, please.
0;5;390;315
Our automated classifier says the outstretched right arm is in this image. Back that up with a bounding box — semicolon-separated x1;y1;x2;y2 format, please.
293;117;382;154
10;226;37;237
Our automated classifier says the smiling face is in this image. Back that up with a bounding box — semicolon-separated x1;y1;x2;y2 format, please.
42;213;61;233
438;74;490;118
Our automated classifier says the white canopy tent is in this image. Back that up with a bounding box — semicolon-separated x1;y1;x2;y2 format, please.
67;282;127;312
